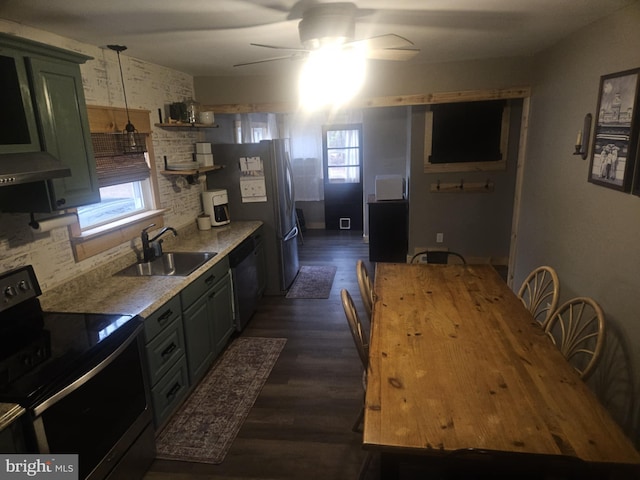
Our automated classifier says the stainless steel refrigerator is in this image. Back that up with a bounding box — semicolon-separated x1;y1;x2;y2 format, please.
207;139;299;295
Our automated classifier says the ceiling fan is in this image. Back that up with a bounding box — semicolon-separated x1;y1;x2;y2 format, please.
233;1;420;67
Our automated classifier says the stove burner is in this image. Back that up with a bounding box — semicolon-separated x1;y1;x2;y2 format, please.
0;330;51;388
0;265;139;407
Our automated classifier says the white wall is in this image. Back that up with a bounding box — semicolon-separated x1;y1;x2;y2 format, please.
514;2;640;441
0;20;204;290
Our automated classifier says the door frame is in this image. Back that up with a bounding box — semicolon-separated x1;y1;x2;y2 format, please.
322;123;364;230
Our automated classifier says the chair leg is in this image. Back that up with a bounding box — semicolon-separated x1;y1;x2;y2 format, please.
357;452;376;480
352;406;364;433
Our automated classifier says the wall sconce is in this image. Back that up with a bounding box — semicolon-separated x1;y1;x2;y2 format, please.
573;113;592;160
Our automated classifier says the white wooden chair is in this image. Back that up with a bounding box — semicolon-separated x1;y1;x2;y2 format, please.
410;250;466;264
517;265;560;327
544;297;605;380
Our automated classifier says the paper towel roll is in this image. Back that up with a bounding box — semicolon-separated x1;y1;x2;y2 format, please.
31;213;78;233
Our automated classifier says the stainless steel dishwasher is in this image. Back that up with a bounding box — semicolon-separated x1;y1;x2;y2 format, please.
229;235;259;331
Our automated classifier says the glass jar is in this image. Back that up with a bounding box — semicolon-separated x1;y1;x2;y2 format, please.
185;98;200;124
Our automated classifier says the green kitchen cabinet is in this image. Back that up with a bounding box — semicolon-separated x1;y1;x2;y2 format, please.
0;33;100;212
182;292;215;385
0;48;41;154
210;270;234;354
141;295;189;429
180;256;234;386
28;56;100;209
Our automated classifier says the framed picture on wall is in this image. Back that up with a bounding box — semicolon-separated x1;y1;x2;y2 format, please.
588;68;640;192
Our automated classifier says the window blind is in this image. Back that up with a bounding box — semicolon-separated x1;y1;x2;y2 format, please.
91;133;150;187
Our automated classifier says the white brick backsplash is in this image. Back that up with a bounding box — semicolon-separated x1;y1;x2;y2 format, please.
0;20;206;291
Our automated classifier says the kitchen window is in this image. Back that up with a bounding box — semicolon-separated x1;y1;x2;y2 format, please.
70;109;165;262
77;180;152;229
77;135;153;230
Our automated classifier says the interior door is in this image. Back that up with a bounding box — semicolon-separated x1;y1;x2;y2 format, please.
322;124;363;230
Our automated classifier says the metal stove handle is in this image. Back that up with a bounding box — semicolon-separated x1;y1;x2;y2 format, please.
32;322;143;417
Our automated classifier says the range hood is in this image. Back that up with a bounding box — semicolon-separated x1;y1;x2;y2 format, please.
0;152;71;186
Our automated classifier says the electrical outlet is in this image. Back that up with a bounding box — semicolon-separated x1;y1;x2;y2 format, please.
436;233;444;243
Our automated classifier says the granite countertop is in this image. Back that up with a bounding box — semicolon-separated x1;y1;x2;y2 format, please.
0;403;25;432
39;220;262;319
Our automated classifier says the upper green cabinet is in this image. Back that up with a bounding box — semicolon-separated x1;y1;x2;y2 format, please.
0;50;40;154
0;34;100;212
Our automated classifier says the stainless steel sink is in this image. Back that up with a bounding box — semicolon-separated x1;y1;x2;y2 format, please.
115;252;217;277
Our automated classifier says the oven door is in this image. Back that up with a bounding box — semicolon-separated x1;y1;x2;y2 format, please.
30;326;153;480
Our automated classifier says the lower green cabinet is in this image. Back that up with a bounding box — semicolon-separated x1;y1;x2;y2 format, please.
210;271;234;354
181;256;235;386
150;357;189;427
142;256;236;427
182;293;215;385
142;295;189;428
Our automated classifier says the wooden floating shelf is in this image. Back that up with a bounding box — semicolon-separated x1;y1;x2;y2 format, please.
430;181;495;193
160;165;223;176
155;122;219;128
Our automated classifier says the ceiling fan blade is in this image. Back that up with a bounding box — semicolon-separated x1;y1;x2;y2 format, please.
346;33;415;51
250;42;309;53
233;52;307;67
365;48;419;62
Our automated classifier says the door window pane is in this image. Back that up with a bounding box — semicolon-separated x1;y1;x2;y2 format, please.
327;129;359;148
328;166;360;183
325;127;361;184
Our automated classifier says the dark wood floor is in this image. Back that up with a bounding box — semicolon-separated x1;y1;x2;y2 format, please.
144;229;374;480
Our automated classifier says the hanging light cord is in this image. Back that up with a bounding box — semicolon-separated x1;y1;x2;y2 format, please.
107;44;135;132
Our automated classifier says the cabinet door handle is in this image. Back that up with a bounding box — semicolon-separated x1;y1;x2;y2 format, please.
166;382;182;402
204;274;216;285
56;198;66;207
157;309;173;325
161;342;177;359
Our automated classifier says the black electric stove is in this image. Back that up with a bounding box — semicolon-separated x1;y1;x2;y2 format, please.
0;265;141;409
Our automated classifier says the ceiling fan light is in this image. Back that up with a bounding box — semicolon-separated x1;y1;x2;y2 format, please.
298;46;366;112
298;2;356;49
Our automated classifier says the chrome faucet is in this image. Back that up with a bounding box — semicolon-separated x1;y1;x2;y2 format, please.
141;224;178;262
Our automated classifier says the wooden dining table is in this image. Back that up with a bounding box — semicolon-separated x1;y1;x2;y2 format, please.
364;263;640;478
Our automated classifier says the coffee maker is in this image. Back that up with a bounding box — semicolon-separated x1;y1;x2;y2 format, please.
202;189;230;226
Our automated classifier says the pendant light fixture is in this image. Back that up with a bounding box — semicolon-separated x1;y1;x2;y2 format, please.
107;44;144;154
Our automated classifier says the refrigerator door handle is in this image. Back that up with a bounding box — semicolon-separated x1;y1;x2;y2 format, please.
284;154;295;214
284;225;298;242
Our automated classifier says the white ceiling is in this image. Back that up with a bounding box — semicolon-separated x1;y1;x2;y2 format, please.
0;0;635;77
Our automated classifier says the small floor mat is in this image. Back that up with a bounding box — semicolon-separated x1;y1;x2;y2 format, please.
285;265;337;299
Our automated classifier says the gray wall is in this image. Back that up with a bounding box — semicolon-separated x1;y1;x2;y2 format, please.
194;2;640;442
362;106;411;236
408;101;522;262
195;56;533;105
513;2;640;441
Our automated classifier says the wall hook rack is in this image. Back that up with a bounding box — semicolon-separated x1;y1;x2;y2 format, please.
430;179;495;193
